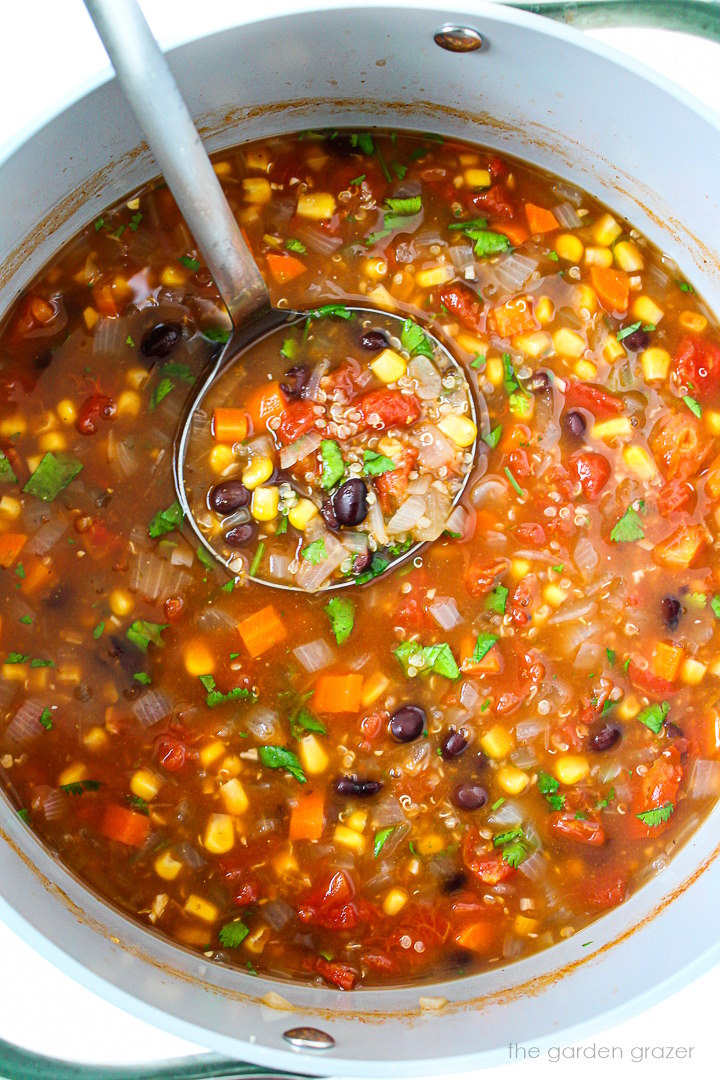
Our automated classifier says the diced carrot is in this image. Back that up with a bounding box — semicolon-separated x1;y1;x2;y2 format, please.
653;525;708;569
460;635;503;675
266;252;307;284
19;556;55;596
213;408;248;444
499;423;532;453
494;221;530;246
313;673;364;714
289;789;325;841
0;533;27;569
589;266;630;313
92;282;120;317
237;605;287;658
455;921;497;953
487;297;536;339
101;804;150;847
524;203;559;235
652;642;685;683
245;380;286;432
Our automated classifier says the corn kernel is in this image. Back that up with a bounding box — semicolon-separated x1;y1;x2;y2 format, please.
250;485;279;522
370;348;406;384
464;168;491;188
514;914;540;935
242;177;271;205
126;367;149;390
273;846;298;878
82;726;108;752
497;765;530;795
367;284;398;310
184;639;215;677
455;332;488;355
57;399;77;425
82;306;99;330
199;740;225;769
244;925;270;953
534;297;554;325
602;335;626;363
510;558;531;581
681;658;706;685
204;813;235;854
485;356;504;387
705;411;720;436
383;888;408;916
632;295;664;326
679;310;708;334
363;257;388;281
614;240;644;272
288;498;318;531
1;663;26;682
209;445;235;474
109;589;134;617
480;724;514;760
346;810;367;833
155;850;183;881
160;266;186;288
242;456;273;490
555;755;590;785
543;583;567;608
306;153;329;173
616;694;640;720
116;390;141;417
552;327;586;358
574;359;597;381
437;415;477;448
514;331;553;359
58;763;88;787
584;246;613;268
593;213;622;247
334;824;366;852
378;437;402;459
220;781;250;812
0;496;22;520
459;152;479;166
245;147;271;172
296;192;336;220
641;347;671;381
415;264;454;289
361;671;389;707
219;754;242;779
0;416;26;438
212;160;232;177
574;284;598;317
130;768;160;802
237;207;259;226
623;445;655;480
299;733;329;775
416;833;445;856
184;894;218;923
592;417;632;442
555;234;584;263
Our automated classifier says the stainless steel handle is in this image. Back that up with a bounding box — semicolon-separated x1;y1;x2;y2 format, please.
83;0;270;328
505;0;720;42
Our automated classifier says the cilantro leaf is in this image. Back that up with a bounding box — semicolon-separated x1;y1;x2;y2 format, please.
400;317;434;359
148;500;184;538
301;539;327;564
610;505;645;543
126;621;168;652
394;640;460;680
363;450;396;476
638;700;669;734
325;596;355;645
471;633;497;664
0;451;17;484
616;321;641;342
307;304;354;321
606;648;616;666
466;229;510;257
198;673;254;709
493;827;529;867
385;196;421;216
320;440;345;490
258;745;306;783
39;706;53;731
179;255;200;271
502;353;519;396
133;672;152;685
60;779;102;796
374;826;395;858
290;706;327;740
683;395;702;418
202;327;231;344
711;595;720;620
636;802;674;827
23;453;83;502
537;770;566;810
482;425;503;449
485;584;508;614
219;920;250;948
285;238;306;254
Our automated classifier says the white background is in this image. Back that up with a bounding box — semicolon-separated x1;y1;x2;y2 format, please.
0;2;719;1077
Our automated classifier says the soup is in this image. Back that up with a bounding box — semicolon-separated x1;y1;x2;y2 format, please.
1;130;719;991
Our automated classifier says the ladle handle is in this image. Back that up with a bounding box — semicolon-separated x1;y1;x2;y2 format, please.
83;0;270;328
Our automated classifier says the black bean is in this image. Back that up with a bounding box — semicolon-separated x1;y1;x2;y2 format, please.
528;370;550;393
360;329;389;351
334;775;384;797
225;523;256;547
320;498;339;531
389;704;426;742
325;133;359;158
280;364;310;399
332;478;368;527
441;870;468;895
589;723;622;752
441;729;468;760
352;551;372;575
209;479;250;515
450;782;488;811
622;327;650;352
562;409;586;438
664;721;684;740
140;322;182;360
661;595;682;632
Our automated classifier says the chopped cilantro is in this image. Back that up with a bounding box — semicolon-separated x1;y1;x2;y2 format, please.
18;615;32;625
60;779;102;796
301;539;327;564
493;827;529;867
150;378;175;409
289;706;327;740
683;395;702;418
133;672;152;685
0;451;17;484
674;279;695;295
202;327;231;344
606;648;616;666
616;321;642;342
94;217;105;231
285;238;306;254
129;212;143;231
502;353;520;396
306;304;354;321
485;584;508;614
219;920;250;948
470;354;486;370
636;802;674;827
320;440;345;490
374;826;395;858
448;216;488;231
126;620;168;652
467;229;510;257
363;450;396;476
23;453;83;502
638;700;670;734
16;809;30;823
38;706;53;731
325;596;355;645
548;250;559;261
471;633;497;664
482;425;503;449
5;653;29;664
129;795;149;814
610;504;645;543
258;745;306;783
220;579;236;593
249;543;265;577
711;595;720;620
198;673;253;709
538;770;566;810
400;318;434;359
394;640;460;680
385;195;422;216
14;563;25;579
30;658;54;668
179;255;200;271
91;621;105;641
196;545;215;571
504;466;524;497
280;337;297;361
148;500;184;538
349;173;366;185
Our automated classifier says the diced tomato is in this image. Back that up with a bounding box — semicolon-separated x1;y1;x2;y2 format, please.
568;451;611;500
577;867;628;911
356;389;421;430
298;871;371;931
513;521;547;546
629;750;683;839
650;412;713;482
627;660;680;700
563;381;623;418
218;856;261;907
276;399;318;444
438;283;484;333
672;336;720;399
549;813;606;846
507;447;532;479
464;559;506;598
76;392;116;436
465;183;515;220
509;573;539;627
154;735;188;771
374;448;417;512
313;957;359;991
462;830;515;884
657;479;696;517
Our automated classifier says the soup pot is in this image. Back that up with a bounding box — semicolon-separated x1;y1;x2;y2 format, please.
1;1;720;1076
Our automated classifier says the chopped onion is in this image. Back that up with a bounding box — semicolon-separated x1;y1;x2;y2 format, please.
294;638;335;673
575;642;602;670
107;430;140;477
487;800;523;827
510;746;538;769
268;553;290;579
0;681;16;710
293;223;343;255
549;599;597;625
406;474;431;497
303;359;330;403
408;356;442;400
413;488;451;542
264;899;294;930
449;244;474;271
341;531;369;555
596;761;622;785
688;759;720;798
444;503;469;539
40;788;65;821
26;518;67;556
245;706;280;741
573;536;600;580
295;534;349;591
366;497;388;546
93;316;134;358
553;202;583;228
518;851;547;881
387;494;426;536
279;430;322;469
493;252;537;292
459;680;480;710
428;597;462;631
176;842;206;869
170;542;195;568
7;700;47;743
133;690;172;728
470;476;507;509
404;741;431;774
348;651;372;672
130;552;191;602
416;426;456;471
502;935;524;960
551;180;584;207
246;433;275;459
516;720;548;743
194;606;236;631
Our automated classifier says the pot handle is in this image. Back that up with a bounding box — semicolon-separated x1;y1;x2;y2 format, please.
505;0;720;43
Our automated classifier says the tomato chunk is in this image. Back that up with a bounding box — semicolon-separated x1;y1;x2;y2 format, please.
438;283;484;333
672;336;720;399
356;389;421;430
549;813;606;847
568;452;611;500
276;399;318;444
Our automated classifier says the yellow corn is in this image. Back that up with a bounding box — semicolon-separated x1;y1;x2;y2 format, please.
641;346;671;381
220;777;249;815
250;486;279;522
296;192;336;220
554;755;589;785
574;284;598;316
555;234;584;263
130;768;160;802
437;415;477;448
298;733;329;775
602;335;626;363
514;331;553;359
415;265;454;289
485;356;504;387
416;833;445;856
242;177;271;204
184;639;216;677
363;257;388;281
371;348;407;383
617;694;640;720
614;240;644;272
464;168;491;188
679;310;707;334
622;445;655;480
184;894;218;923
455;332;488;354
155;850;183;881
346;810;367;833
361;671;389;707
244;925;270;954
514;914;541;935
593;213;622;247
199;740;225;769
39;431;66;453
584;246;613;268
160;266;186;288
242;456;274;490
632;295;664;326
83;306;99;330
334;824;366;852
82;726;108;752
534;297;554;325
680;658;706;685
510;557;531;579
480;724;514;760
116;390;141;417
209;445;235;474
245;147;271;172
58;763;89;787
383;888;408;916
574;359;597;381
552;327;586;359
109;589;134;617
497;766;530;795
212;160;232;177
592;417;632;442
0;496;22;520
705;411;720;436
543;583;567;608
204;813;235;854
288;499;318;531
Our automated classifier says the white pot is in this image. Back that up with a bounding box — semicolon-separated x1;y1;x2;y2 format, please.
1;3;719;1076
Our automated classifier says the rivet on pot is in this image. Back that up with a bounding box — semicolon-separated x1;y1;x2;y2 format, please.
434;25;484;53
283;1026;336;1050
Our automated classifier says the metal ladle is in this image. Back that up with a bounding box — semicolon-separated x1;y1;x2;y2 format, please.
84;0;478;591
